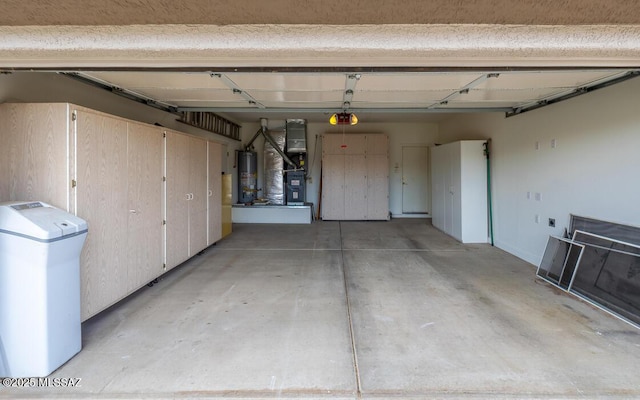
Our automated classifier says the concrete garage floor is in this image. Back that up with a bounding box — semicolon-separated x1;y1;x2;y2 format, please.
6;220;640;399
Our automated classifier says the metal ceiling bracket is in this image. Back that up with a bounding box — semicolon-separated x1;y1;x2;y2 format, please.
342;74;360;111
211;73;266;109
427;73;500;109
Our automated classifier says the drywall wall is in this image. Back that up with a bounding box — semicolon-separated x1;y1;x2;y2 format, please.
0;72;244;202
439;77;640;266
239;120;439;217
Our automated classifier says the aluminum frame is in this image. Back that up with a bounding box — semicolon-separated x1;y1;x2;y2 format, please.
538;234;640;329
536;235;585;291
568;231;640;329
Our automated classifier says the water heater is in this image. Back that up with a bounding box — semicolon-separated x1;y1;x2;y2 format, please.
237;151;257;204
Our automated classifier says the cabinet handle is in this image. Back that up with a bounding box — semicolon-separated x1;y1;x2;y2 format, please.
129;209;137;214
185;193;191;201
208;190;213;196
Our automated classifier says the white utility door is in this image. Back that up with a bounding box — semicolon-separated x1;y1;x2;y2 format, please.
402;146;429;214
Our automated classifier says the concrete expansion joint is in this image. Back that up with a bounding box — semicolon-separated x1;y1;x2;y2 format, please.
339;221;363;398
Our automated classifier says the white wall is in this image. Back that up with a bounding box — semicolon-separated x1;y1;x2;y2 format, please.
239;120;439;216
0;72;245;202
439;77;640;266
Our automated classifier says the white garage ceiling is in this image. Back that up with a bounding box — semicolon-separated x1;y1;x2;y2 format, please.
72;69;638;123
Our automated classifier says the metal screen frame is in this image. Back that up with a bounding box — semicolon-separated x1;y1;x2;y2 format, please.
537;236;585;291
569;230;640;328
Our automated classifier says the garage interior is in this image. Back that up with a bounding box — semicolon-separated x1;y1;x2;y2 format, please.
2;1;640;398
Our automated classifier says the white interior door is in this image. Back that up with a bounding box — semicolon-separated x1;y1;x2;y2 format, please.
402;146;429;214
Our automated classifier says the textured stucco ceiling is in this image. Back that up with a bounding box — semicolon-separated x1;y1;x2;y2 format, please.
2;24;640;69
2;0;640;25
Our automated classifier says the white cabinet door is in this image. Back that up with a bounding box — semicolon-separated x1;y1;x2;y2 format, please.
365;134;388;155
459;141;488;243
367;154;389;220
430;141;488;243
343;155;367;220
126;122;163;293
0;103;70;209
208;141;223;245
189;136;208;255
165;130;191;269
165;130;210;267
430;145;445;231
450;143;463;242
321;154;345;220
75;108;129;320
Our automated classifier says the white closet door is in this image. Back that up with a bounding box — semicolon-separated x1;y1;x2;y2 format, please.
401;146;429;214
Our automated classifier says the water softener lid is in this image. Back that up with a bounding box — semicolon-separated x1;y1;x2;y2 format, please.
0;201;88;241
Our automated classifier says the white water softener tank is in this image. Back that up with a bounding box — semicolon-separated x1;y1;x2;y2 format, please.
0;201;88;378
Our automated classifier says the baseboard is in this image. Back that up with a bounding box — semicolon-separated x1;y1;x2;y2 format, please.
392;213;431;219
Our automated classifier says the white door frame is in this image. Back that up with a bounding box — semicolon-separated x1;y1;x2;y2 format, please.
401;145;430;215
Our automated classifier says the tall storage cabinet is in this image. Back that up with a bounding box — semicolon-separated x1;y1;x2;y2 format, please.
0;103;225;321
0;104;165;320
430;140;488;243
321;133;389;220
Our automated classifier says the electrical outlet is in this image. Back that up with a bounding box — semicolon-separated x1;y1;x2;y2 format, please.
551;139;557;148
535;141;540;150
307;176;313;184
548;218;556;227
535;214;540;224
535;192;542;201
526;191;531;200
